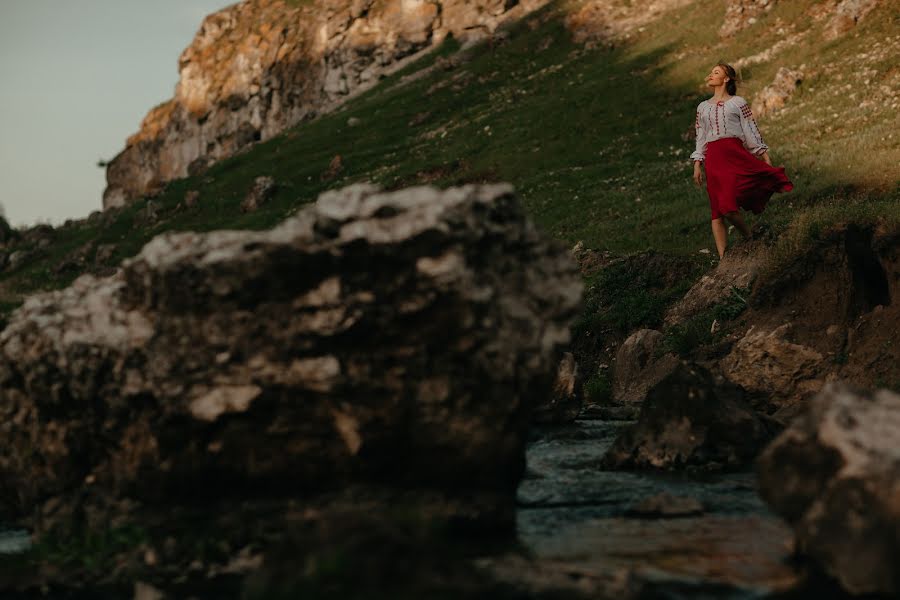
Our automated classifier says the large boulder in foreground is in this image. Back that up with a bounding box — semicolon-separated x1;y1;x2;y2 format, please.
601;361;781;471
756;382;900;596
0;181;583;538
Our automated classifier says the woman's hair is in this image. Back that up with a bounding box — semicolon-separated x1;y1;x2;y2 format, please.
716;62;739;95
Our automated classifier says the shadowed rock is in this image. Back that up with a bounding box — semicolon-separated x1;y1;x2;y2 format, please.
757;381;900;596
601;361;781;471
613;328;679;405
0;181;583;540
533;351;582;424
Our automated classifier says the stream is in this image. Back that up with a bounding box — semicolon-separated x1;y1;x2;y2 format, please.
0;418;801;598
515;418;799;598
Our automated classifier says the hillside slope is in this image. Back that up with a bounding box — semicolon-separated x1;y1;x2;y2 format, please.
1;0;898;349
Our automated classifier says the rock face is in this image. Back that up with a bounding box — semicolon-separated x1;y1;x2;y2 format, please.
757;382;900;596
0;181;583;537
533;351;582;424
720;323;826;414
601;361;781;471
664;240;761;327
565;0;693;48
102;0;551;209
752;66;803;118
719;0;778;37
823;0;881;40
612;328;679;405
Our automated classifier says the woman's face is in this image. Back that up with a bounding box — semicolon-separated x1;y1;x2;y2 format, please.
705;66;729;88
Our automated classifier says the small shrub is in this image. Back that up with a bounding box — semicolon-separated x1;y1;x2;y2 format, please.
583;371;612;404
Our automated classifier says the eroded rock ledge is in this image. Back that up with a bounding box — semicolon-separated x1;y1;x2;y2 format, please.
0;181;583;541
102;0;551;209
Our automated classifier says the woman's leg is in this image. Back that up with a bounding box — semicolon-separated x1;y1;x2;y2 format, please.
711;218;728;258
723;210;751;239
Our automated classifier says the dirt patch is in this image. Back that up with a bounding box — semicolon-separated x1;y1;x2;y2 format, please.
729;223;899;395
749;225;895;359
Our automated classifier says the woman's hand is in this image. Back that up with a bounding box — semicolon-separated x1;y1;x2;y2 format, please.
758;151;772;165
693;161;704;187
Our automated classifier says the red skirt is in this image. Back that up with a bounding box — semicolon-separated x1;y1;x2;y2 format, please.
704;137;794;220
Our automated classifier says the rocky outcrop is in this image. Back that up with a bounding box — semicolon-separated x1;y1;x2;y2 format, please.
601;361;781;471
102;0;551;209
533;351;582;424
823;0;881;40
719;0;778;37
0;181;583;540
239;175;277;212
720;323;827;414
565;0;693;48
757;382;900;596
752;66;803;118
612;328;679;405
664;240;761;327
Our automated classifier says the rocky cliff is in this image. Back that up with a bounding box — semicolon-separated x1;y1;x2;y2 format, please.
102;0;550;209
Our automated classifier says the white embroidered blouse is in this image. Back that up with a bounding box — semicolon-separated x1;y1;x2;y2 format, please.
690;95;768;162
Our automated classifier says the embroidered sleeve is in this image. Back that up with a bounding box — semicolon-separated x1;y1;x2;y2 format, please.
737;99;769;156
689;107;707;162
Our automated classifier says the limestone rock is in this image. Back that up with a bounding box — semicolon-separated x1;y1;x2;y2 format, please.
239;175;277;212
664;240;761;327
757;382;900;596
533;351;581;424
565;0;693;48
0;181;583;539
95;243;117;265
752;67;803;118
613;328;679;405
601;361;781;471
719;0;778;37
102;0;553;209
824;0;881;40
720;323;825;412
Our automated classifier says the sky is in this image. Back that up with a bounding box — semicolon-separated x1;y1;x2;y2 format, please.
0;1;236;229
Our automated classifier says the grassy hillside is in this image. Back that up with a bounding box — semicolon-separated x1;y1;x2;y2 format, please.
1;0;898;323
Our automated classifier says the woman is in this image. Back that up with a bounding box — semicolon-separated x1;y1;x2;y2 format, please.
691;62;793;258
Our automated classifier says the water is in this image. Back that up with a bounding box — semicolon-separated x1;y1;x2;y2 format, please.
0;528;30;554
515;419;799;597
0;419;798;597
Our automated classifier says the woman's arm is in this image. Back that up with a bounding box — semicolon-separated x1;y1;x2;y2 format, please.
736;99;770;158
689;107;707;163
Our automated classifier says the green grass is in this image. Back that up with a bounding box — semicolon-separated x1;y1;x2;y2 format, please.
2;524;149;577
658;284;751;357
0;0;897;321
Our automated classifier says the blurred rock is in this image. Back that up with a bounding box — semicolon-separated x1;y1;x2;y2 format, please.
533;351;581;424
824;0;881;40
0;182;582;545
719;0;778;38
757;381;900;596
239;175;277;212
613;329;679;405
752;67;803;118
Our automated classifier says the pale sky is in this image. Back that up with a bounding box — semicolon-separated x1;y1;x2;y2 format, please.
0;1;236;229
